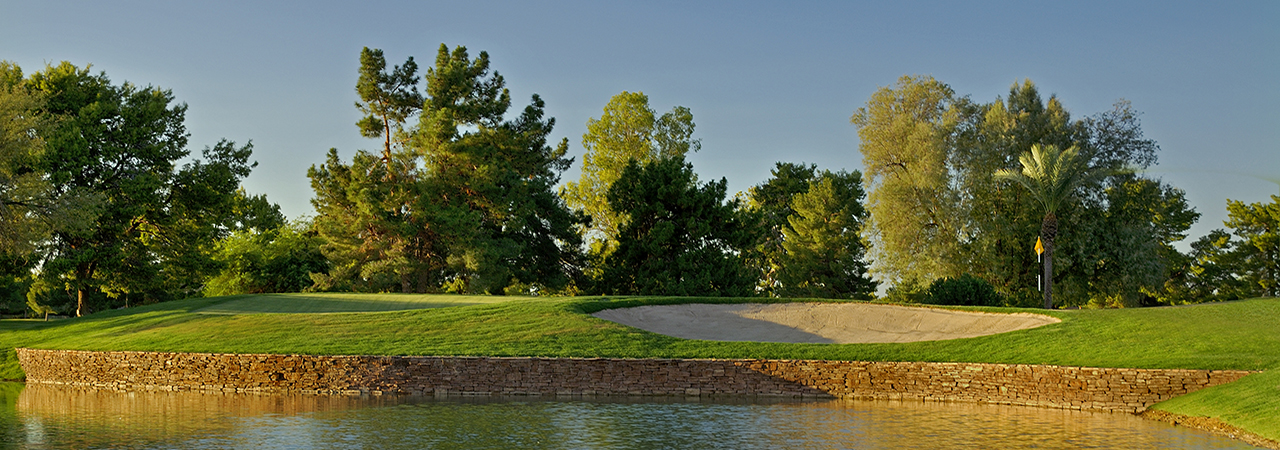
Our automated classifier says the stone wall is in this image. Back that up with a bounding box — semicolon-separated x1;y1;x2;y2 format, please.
16;348;1251;413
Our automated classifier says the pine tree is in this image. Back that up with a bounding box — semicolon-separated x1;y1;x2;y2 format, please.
777;173;877;298
596;156;758;296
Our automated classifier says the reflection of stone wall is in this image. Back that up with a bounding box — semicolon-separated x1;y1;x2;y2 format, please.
17;348;1251;413
17;383;406;419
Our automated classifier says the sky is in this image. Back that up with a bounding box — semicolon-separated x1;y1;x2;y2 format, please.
2;0;1277;249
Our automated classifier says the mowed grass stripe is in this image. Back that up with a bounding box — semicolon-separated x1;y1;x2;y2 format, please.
194;293;519;314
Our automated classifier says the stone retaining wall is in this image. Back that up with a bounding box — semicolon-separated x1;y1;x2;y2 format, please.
16;348;1251;413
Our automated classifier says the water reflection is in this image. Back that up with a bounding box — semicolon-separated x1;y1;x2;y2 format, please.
0;382;1261;449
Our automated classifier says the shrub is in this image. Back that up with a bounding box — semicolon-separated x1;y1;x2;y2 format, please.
882;281;926;304
925;274;1003;307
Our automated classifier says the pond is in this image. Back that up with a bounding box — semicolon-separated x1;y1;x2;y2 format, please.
0;382;1261;449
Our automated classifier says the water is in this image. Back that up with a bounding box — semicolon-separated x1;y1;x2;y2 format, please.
0;382;1261;449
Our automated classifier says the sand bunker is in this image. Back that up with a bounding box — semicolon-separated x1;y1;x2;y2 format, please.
592;302;1060;344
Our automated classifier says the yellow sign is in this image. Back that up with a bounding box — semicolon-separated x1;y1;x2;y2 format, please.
1035;237;1044;255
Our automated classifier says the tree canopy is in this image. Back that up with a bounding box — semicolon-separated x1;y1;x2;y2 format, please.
7;61;263;315
746;163;875;298
595;156;758;296
776;172;877;299
562;91;700;248
310;44;585;295
854;77;1198;307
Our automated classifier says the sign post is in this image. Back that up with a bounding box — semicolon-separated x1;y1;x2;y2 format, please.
1035;237;1045;291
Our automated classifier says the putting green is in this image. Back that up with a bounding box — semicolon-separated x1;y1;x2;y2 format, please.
194;293;519;314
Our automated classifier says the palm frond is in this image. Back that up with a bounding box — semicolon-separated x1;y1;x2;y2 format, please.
995;144;1094;214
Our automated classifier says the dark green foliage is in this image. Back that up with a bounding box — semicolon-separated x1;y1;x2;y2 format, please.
745;162;819;292
1164;196;1280;302
19;62;259;314
776;172;877;299
924;274;1003;307
747;163;876;299
205;220;328;296
310;45;586;295
595;157;759;296
750;162;820;229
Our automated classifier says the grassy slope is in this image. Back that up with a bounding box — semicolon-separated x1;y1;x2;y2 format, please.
1;294;1276;439
1152;369;1280;442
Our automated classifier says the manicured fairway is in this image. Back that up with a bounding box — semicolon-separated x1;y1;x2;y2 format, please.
194;293;519;314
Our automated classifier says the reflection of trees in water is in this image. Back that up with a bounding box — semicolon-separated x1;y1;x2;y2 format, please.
0;383;24;446
0;385;1259;449
10;383;408;448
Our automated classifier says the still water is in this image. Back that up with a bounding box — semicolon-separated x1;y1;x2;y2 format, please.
0;382;1260;449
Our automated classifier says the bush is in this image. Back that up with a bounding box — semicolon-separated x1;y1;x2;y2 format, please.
882;282;927;304
925;274;1003;307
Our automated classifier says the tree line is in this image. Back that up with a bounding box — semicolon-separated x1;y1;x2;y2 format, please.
1;46;1275;316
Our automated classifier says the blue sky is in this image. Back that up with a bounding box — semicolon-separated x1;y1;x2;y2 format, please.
2;1;1277;248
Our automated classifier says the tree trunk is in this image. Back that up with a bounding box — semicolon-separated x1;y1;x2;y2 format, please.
1041;213;1058;309
1043;240;1054;309
76;288;85;317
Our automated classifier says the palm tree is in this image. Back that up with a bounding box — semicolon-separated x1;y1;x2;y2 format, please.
995;144;1097;309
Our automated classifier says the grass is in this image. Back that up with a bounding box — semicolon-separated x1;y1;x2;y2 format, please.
0;294;1276;440
193;293;518;314
1152;369;1280;442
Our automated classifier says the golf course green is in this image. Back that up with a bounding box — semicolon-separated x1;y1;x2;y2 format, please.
1;294;1276;442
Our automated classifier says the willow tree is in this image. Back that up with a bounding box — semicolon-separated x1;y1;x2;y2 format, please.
995;144;1098;308
850;75;967;289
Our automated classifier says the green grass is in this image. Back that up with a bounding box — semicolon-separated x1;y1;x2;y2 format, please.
1;294;1276;440
194;293;518;314
1152;369;1280;442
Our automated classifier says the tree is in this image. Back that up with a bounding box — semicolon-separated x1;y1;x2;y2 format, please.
951;81;1078;301
1223;196;1280;297
23;62;257;315
562;91;700;248
355;47;422;169
596;156;758;296
745;162;820;293
205;219;327;296
0;66;52;255
851;76;967;289
855;78;1195;307
309;147;438;293
995;144;1099;308
311;44;586;295
1162;197;1278;303
1162;230;1249;303
414;44;586;294
776;172;877;298
1089;177;1198;306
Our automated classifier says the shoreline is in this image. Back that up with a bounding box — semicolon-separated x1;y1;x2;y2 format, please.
1139;409;1280;450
